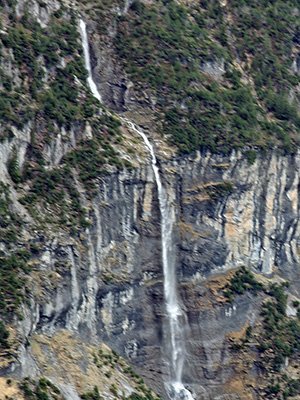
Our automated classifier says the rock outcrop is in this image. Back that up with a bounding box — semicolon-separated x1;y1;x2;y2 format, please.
2;141;300;399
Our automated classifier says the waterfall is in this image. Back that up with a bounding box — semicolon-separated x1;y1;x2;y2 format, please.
121;120;193;400
79;20;102;103
79;19;193;400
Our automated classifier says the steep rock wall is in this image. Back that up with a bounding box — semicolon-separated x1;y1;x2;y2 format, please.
163;150;300;398
5;145;300;399
174;150;300;282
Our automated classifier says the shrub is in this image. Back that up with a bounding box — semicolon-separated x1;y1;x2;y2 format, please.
245;149;256;165
0;321;10;349
224;267;264;302
7;148;22;184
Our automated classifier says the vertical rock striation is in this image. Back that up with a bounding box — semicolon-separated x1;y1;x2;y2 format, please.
7;146;300;399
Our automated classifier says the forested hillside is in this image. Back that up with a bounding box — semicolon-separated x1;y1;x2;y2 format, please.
97;0;300;154
2;0;300;157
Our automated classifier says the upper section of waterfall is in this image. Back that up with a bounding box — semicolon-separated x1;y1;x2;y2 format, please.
79;19;102;103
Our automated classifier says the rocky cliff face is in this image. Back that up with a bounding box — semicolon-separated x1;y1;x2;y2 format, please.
175;150;300;282
1;1;300;399
3;138;300;399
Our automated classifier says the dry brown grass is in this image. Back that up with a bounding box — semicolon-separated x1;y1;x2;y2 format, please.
204;269;237;305
186;180;233;193
177;221;210;241
0;377;24;399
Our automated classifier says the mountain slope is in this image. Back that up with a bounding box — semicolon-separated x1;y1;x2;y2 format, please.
1;0;300;400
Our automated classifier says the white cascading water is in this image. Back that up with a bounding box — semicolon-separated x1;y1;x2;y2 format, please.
79;20;102;103
79;19;193;400
121;120;193;400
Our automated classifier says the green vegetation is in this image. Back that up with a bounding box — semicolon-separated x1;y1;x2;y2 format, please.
0;183;32;317
96;0;300;155
2;0;300;159
0;183;34;358
0;251;30;316
224;266;264;303
19;162;91;231
127;393;156;400
0;5;137;344
81;386;102;400
63;117;124;192
80;385;157;400
7;147;22;184
253;282;300;398
0;8;94;131
20;377;61;400
225;269;300;398
205;182;234;202
0;2;130;182
229;0;300;93
186;180;234;204
226;0;300;154
0;320;10;350
0;4;135;231
0;0;292;162
245;149;257;165
88;348;158;400
0;183;23;245
16;113;130;231
109;383;118;397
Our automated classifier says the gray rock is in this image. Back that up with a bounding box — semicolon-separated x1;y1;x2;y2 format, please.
199;59;225;77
